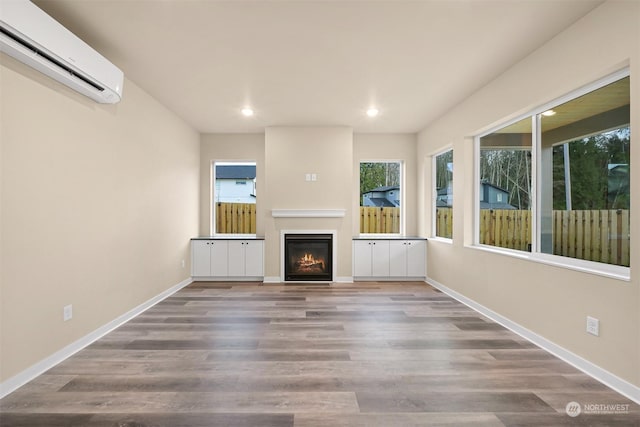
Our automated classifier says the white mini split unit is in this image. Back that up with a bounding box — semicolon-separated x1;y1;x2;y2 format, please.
0;0;123;103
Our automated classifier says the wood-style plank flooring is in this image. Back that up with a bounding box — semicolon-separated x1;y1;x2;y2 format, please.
1;282;639;426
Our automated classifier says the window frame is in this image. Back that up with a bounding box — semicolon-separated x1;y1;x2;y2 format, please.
432;147;454;242
472;68;630;281
211;160;257;237
359;159;405;237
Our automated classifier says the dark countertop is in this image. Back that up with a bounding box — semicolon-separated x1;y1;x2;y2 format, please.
352;236;427;240
191;236;265;240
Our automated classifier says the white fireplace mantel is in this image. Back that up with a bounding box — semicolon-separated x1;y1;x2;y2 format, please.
271;209;346;218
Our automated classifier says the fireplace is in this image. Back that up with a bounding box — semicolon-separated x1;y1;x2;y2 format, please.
284;233;333;281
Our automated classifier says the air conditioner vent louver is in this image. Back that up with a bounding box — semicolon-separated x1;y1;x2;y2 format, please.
0;26;106;92
0;0;123;103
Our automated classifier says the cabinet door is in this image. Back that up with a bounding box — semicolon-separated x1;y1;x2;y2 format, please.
389;241;408;277
244;241;264;277
406;240;426;277
353;240;373;277
209;240;228;277
192;241;212;276
370;240;390;277
227;241;245;276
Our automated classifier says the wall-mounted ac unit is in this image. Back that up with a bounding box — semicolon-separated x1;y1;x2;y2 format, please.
0;0;124;104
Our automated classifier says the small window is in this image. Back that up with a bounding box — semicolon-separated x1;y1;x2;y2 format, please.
212;161;257;235
433;149;453;239
360;161;402;234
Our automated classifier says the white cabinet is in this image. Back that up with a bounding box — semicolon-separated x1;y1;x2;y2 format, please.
192;239;263;280
353;240;390;277
228;240;264;277
192;240;228;277
353;240;374;277
389;240;426;278
244;241;264;277
353;239;426;280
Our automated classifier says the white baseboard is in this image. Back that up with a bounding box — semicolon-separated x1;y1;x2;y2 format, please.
0;277;193;399
336;276;353;283
192;276;263;282
263;276;281;284
426;276;640;405
353;276;426;282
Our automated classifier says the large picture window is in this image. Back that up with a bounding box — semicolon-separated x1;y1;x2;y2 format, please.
539;77;630;267
433;149;453;239
476;72;630;271
360;161;402;234
212;161;257;235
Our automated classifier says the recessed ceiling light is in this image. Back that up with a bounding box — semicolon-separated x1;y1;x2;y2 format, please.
241;107;254;117
366;107;379;117
542;109;556;116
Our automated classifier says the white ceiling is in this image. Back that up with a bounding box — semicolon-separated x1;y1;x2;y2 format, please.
34;0;602;134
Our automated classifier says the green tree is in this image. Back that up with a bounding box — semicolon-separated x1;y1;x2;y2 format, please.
552;126;630;210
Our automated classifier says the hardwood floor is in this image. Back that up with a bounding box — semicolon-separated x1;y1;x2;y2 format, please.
1;281;638;426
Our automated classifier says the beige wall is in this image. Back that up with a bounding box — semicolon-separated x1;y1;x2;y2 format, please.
353;133;418;236
0;55;200;382
264;127;353;280
199;131;419;281
199;134;265;236
417;0;639;386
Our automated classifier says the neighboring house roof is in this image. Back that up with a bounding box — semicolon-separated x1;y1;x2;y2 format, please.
363;185;399;194
366;197;396;207
216;165;256;179
481;181;509;194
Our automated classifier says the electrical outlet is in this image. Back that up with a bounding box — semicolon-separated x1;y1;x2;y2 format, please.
311;173;317;181
305;173;311;181
63;304;73;321
586;316;599;336
181;259;185;268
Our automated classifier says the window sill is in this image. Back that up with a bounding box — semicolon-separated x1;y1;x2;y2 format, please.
429;236;453;244
210;234;259;239
468;244;630;282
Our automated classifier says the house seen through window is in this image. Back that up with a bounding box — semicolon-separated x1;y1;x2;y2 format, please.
360;161;402;234
213;161;257;235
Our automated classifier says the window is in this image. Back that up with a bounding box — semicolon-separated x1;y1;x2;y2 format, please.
476;72;630;271
212;161;256;235
433;149;453;239
478;117;532;251
360;161;402;234
540;77;630;267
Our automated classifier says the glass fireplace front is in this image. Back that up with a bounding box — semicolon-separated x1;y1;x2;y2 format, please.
284;234;333;281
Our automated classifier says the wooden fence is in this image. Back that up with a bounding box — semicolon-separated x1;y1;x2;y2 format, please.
552;209;630;267
436;207;630;267
360;207;400;234
435;207;453;239
216;202;256;234
478;209;532;252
